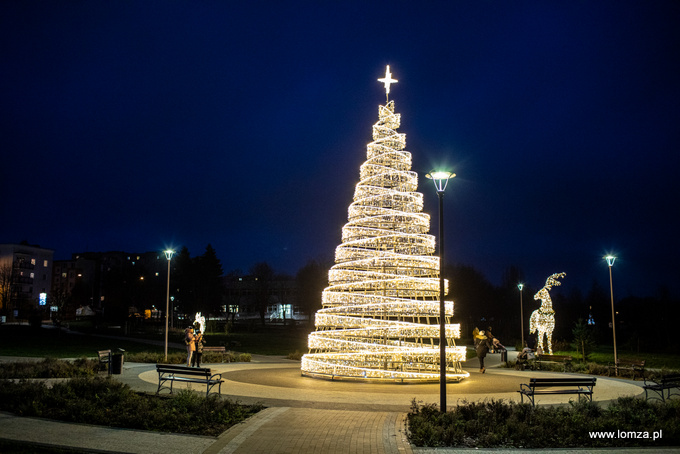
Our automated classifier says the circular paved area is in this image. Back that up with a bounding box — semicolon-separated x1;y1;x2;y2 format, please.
135;353;645;411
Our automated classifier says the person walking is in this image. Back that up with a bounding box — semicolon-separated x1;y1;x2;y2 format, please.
184;326;195;367
473;327;492;373
192;329;204;367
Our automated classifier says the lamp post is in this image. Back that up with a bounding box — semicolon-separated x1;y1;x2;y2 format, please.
164;249;175;362
604;255;618;373
518;283;524;348
425;170;455;413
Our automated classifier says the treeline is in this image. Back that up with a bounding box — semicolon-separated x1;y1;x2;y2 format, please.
445;264;677;353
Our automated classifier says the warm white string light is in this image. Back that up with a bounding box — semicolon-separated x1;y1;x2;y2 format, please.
301;73;467;382
195;312;206;334
529;272;565;355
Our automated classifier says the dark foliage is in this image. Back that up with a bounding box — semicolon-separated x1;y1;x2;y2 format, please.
0;358;98;379
407;398;680;448
0;377;263;437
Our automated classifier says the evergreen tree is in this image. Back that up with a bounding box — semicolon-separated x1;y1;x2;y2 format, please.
296;259;328;326
174;246;196;318
250;262;273;326
195;244;224;316
571;318;597;363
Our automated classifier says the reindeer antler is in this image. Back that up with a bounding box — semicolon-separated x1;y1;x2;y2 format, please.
544;272;566;290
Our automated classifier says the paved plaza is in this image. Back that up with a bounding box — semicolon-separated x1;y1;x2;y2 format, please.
1;351;674;453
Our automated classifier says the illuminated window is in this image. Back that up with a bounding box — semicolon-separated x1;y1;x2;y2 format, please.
44;260;48;267
31;258;36;265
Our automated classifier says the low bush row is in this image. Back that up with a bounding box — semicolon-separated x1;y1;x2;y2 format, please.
125;351;251;364
0;358;99;379
506;359;676;381
407;397;680;448
0;377;263;436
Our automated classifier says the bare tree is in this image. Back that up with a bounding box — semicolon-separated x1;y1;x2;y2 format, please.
0;263;13;314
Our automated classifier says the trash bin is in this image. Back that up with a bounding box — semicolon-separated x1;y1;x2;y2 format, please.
111;350;124;374
500;350;508;363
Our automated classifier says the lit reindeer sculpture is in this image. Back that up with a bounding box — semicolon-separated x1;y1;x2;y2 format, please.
529;272;566;355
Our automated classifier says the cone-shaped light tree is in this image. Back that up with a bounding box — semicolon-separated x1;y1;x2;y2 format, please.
301;67;468;382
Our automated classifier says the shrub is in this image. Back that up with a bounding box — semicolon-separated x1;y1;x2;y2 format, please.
407;398;680;448
125;351;187;364
287;350;303;361
0;377;263;436
552;339;571;353
0;358;99;379
124;350;250;364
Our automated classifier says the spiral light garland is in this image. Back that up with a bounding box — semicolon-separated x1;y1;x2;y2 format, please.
301;69;468;382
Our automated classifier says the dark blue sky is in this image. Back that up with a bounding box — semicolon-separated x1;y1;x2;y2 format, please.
2;2;679;298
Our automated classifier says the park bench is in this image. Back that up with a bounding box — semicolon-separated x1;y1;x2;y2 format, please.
642;373;680;402
202;345;227;361
536;354;573;372
156;364;224;396
518;377;597;407
96;350;112;375
608;358;646;380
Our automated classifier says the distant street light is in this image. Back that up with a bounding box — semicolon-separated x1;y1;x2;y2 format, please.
425;170;455;413
164;249;175;362
518;283;524;348
604;255;618;374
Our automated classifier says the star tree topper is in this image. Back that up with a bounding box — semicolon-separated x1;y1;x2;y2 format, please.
378;65;398;101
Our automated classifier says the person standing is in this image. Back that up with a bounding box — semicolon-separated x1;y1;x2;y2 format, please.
192;330;204;367
184;326;195;367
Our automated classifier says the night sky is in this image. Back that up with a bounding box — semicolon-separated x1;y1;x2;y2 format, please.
2;2;679;298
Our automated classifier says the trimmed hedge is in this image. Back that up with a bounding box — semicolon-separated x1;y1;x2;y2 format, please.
407;398;680;448
0;377;263;436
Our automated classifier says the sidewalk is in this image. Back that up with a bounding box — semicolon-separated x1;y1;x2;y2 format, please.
0;352;675;453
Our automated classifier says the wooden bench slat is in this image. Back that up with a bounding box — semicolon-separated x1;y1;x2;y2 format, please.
608;359;646;380
518;377;596;407
202;346;226;351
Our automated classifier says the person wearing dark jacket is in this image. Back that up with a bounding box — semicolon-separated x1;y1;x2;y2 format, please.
191;330;204;367
473;327;492;373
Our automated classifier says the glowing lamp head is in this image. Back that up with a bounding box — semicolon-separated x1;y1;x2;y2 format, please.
164;249;175;261
517;283;524;291
604;255;616;267
425;170;456;193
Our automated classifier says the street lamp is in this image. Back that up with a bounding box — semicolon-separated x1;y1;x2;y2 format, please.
604;255;618;373
518;283;524;348
164;249;175;362
425;170;455;412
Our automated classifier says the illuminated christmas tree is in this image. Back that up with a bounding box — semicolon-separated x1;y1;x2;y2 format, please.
301;67;468;382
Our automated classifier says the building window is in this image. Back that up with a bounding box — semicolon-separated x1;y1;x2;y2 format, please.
44;260;48;267
31;258;36;265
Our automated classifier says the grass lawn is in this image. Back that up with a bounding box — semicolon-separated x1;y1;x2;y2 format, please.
0;323;310;358
0;325;183;358
206;327;310;355
554;346;680;370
